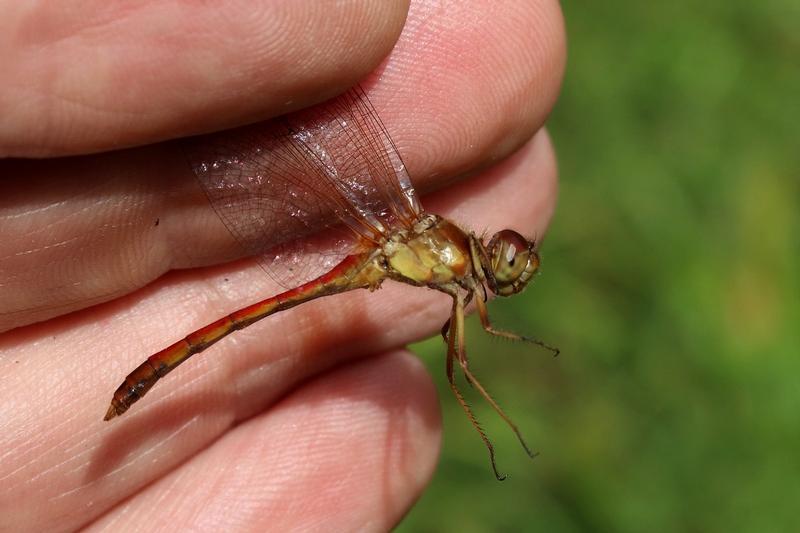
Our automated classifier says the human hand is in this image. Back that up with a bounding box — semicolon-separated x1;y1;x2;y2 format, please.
0;1;565;530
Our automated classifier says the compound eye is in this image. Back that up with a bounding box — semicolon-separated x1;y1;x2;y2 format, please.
487;230;539;295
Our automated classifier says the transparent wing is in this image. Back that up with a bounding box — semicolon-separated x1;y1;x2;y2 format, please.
186;86;423;287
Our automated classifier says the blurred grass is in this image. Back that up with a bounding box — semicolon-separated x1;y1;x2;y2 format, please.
400;1;799;531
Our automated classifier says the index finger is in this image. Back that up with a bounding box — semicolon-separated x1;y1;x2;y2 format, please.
0;0;409;156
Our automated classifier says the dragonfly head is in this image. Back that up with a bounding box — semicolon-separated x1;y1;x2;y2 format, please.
484;230;539;297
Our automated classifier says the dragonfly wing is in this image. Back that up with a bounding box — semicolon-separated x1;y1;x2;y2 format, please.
251;227;364;289
285;86;423;232
186;86;422;287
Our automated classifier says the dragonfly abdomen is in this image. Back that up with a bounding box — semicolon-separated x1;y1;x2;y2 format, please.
104;253;384;421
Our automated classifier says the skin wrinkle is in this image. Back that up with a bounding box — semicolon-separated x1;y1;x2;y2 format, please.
25;440;96;486
0;416;82;485
11;237;77;257
0;199;71;220
47;416;200;508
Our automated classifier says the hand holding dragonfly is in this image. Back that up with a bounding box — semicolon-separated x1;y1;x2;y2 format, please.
0;1;565;530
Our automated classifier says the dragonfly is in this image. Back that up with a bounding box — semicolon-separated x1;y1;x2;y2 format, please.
103;85;557;480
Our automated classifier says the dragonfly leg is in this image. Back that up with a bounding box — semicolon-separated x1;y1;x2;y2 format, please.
441;292;476;386
453;346;539;461
440;289;474;338
445;290;506;481
440;319;450;342
475;294;560;357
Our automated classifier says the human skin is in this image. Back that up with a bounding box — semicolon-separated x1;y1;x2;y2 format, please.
0;1;565;531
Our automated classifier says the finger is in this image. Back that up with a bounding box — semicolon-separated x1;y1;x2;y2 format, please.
0;0;410;156
86;351;440;532
366;0;566;185
0;130;556;531
0;0;565;330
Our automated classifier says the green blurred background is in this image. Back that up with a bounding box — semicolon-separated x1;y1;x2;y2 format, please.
402;1;799;531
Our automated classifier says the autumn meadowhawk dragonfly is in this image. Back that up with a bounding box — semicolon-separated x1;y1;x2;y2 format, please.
104;85;557;480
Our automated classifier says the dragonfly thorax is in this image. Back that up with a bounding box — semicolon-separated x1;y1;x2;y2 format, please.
383;215;473;287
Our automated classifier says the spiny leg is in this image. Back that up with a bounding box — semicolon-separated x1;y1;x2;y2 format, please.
445;291;506;481
475;294;560;357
